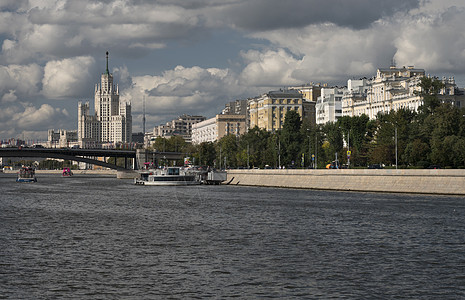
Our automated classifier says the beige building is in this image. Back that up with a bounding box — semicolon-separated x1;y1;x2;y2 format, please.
248;89;315;131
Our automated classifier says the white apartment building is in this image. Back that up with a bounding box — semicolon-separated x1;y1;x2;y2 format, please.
78;52;132;148
191;114;247;144
316;87;345;124
342;66;465;119
191;117;217;144
342;79;370;117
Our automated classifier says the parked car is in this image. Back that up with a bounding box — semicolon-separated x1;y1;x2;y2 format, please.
368;164;383;169
427;165;441;169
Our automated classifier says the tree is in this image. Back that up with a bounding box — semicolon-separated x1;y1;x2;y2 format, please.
217;134;238;168
417;76;445;115
194;142;216;167
238;127;272;168
321;122;343;165
280;110;303;166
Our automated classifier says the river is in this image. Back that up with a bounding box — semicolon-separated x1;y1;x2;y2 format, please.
1;173;464;299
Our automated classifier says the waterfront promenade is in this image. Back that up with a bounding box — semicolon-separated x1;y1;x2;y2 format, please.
227;169;465;195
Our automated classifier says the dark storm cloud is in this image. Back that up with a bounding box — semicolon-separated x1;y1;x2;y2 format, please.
225;0;421;31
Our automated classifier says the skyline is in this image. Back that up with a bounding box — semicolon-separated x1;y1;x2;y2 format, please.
1;0;465;141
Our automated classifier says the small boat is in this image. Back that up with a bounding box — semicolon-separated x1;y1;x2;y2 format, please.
62;167;73;177
16;167;37;182
134;167;200;186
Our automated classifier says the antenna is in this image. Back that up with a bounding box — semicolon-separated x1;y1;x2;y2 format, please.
143;96;146;134
390;58;396;68
105;51;109;74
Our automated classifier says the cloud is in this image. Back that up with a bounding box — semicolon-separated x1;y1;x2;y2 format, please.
42;56;96;99
393;7;465;72
0;103;70;140
120;64;261;130
1;90;18;103
12;103;68;129
239;49;304;86
0;63;42;98
215;0;420;31
1;0;465;138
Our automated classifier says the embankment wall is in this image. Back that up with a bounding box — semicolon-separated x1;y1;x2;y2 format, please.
226;169;465;195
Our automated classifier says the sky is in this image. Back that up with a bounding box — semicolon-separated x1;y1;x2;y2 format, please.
1;0;465;141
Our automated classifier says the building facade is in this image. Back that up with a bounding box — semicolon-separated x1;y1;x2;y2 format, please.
78;52;132;148
191;114;247;144
47;129;78;148
342;66;465;119
316;87;345;124
150;114;206;145
248;89;315;131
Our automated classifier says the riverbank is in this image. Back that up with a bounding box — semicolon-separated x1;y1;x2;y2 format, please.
226;169;465;195
3;169;117;175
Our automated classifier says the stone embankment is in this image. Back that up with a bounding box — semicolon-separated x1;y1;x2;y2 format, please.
226;169;465;195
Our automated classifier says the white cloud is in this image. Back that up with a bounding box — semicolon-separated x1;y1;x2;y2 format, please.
0;63;42;98
2;0;465;138
0;102;70;140
393;7;465;72
1;90;17;103
42;56;95;99
239;49;304;87
120;65;260;130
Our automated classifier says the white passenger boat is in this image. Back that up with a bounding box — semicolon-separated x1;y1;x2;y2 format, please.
16;167;37;183
134;167;200;186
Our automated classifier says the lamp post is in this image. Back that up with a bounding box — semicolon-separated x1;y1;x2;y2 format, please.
315;131;318;169
247;143;250;169
347;130;350;168
395;126;398;169
383;120;398;169
306;128;311;169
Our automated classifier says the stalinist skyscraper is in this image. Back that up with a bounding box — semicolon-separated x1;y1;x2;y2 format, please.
78;52;132;148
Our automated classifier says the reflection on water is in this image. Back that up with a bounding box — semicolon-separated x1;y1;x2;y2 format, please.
1;173;464;298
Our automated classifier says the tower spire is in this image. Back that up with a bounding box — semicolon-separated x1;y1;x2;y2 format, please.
105;51;109;74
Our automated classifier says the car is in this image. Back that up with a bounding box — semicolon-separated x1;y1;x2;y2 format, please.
368;164;383;169
427;165;441;169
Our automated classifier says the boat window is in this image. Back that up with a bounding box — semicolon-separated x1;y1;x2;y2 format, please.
167;168;180;175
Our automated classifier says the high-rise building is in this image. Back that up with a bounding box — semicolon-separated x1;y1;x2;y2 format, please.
78;52;132;148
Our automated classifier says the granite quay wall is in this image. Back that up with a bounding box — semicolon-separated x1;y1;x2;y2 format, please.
226;169;465;195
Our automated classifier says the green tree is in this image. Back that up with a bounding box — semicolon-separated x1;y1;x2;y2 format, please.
217;134;238;168
194;142;216;167
416;76;445;115
280;110;303;166
321;122;343;165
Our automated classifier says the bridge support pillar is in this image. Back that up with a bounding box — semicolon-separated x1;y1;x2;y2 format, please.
135;149;148;170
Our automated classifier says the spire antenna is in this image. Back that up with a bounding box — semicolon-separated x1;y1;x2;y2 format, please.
143;96;146;134
106;51;109;74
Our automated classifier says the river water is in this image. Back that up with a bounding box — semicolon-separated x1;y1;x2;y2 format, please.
0;173;464;299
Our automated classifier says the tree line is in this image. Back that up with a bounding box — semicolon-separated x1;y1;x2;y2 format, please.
150;77;465;169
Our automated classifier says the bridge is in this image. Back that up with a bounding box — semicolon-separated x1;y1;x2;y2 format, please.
0;148;184;170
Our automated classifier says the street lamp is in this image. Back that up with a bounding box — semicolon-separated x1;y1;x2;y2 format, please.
382;121;398;169
306;128;311;169
395;126;398;170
